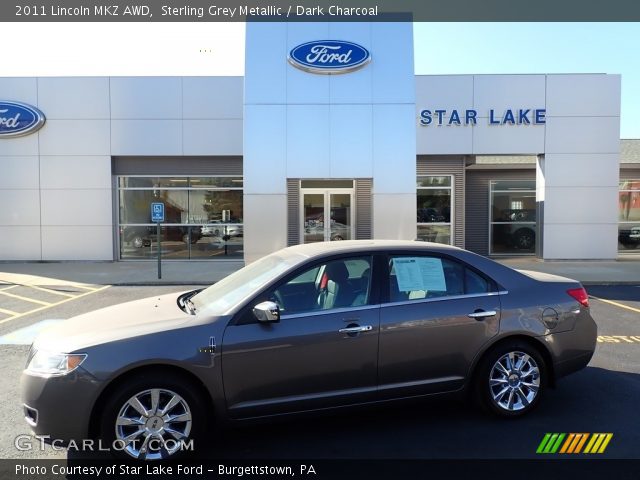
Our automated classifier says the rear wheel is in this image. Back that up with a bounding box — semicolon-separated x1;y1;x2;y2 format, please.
100;372;206;460
475;342;546;417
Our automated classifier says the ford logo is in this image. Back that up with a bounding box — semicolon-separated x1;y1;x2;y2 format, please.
0;101;46;138
288;40;371;74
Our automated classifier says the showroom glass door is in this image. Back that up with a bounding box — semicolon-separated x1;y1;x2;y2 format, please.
301;186;354;244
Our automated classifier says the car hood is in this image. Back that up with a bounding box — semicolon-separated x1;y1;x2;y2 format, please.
32;292;192;353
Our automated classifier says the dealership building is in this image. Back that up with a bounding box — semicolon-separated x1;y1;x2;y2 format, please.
1;22;638;263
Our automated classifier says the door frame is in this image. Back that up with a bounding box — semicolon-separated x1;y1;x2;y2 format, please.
299;186;355;244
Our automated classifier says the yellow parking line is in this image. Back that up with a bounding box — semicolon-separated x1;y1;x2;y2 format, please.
0;306;19;316
26;284;77;298
0;285;18;292
0;290;51;306
590;295;640;314
597;335;640;343
0;285;110;326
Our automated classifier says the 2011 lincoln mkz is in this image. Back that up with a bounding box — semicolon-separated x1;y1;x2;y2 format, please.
20;240;597;460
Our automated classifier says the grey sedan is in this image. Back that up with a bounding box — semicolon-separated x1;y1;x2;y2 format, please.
20;240;597;460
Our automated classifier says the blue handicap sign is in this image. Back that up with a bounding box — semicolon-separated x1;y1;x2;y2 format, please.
151;202;165;222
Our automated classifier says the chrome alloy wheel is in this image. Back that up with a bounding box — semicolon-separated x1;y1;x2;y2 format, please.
115;388;192;460
489;351;540;412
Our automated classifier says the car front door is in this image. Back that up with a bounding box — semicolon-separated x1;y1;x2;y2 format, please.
377;253;501;399
221;255;380;418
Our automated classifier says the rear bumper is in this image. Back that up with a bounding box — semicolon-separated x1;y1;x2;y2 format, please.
543;310;598;381
554;351;595;379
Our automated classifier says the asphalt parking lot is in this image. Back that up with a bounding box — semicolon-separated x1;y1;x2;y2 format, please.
0;282;638;461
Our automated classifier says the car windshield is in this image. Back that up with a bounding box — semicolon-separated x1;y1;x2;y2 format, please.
191;251;306;316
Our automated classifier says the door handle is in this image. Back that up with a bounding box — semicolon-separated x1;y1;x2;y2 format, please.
467;310;497;320
339;325;373;334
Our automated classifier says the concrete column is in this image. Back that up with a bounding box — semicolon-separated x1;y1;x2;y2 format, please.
244;22;417;262
542;74;621;260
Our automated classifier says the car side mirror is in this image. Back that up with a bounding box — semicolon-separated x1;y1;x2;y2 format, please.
253;301;280;323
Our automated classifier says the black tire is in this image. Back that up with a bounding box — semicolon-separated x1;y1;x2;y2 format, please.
181;234;200;245
99;372;206;461
474;341;547;418
513;228;535;250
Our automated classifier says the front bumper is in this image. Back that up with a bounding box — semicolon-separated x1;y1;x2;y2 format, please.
20;367;101;443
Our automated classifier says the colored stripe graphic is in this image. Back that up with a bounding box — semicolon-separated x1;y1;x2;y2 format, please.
537;433;612;454
559;433;575;454
536;433;552;454
537;433;565;453
584;433;614;454
597;434;613;453
550;433;565;453
573;433;589;454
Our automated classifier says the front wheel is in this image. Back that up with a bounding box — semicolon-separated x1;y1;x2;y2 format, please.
513;228;535;250
474;342;546;417
100;373;206;460
131;236;144;249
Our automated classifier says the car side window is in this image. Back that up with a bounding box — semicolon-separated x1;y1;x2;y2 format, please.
465;268;495;294
389;255;493;302
271;256;372;316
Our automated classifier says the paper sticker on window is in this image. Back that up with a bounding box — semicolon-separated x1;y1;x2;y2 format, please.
393;257;447;292
393;258;424;291
418;258;447;291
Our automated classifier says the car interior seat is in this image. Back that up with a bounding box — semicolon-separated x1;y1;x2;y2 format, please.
351;268;371;306
317;261;357;310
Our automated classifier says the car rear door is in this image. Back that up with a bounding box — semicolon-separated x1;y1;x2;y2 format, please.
377;253;501;399
221;255;381;418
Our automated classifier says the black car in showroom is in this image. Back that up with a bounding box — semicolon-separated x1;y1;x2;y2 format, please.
618;225;640;248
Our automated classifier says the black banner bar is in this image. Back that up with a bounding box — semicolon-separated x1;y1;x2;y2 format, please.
1;459;639;480
4;0;640;22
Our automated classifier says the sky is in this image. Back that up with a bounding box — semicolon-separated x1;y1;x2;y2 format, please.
1;22;638;137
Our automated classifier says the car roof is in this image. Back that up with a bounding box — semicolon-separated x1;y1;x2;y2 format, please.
278;240;463;259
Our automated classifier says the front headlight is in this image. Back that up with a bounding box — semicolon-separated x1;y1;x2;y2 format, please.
26;350;87;377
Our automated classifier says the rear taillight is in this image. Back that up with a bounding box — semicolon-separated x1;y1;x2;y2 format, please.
567;287;589;308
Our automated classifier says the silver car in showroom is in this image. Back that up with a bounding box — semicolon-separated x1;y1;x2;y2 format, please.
21;240;597;460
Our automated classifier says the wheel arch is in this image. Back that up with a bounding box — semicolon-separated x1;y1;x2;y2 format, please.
469;334;556;389
88;363;214;439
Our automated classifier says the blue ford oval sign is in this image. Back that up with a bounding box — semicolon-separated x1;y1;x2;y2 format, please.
0;101;46;138
288;40;371;74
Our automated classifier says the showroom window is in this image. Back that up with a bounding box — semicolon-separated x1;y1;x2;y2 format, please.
618;179;640;252
118;176;243;260
489;180;536;255
416;175;453;245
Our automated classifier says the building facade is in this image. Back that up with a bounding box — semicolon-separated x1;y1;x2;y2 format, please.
1;22;637;263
